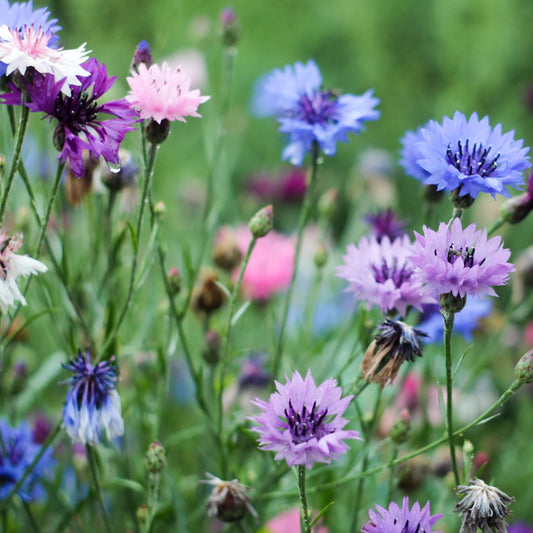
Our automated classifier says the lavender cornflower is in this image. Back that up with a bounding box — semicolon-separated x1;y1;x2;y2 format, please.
2;58;137;177
364;209;407;243
251;60;379;165
415;111;530;203
409;218;514;302
337;235;434;317
249;369;360;470
62;350;124;446
362;497;442;533
0;419;55;501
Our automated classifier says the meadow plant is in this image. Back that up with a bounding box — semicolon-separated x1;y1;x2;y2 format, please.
1;1;533;532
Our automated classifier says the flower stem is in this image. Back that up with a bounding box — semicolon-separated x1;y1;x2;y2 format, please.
488;218;505;236
86;445;113;533
142;473;161;533
0;102;29;223
297;465;311;533
273;142;320;380
443;309;461;486
386;445;399;502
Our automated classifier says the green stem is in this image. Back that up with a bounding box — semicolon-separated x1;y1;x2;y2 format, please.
443;309;460;486
0;102;29;223
386;445;399;502
273;143;320;380
86;445;113;533
297;465;311;533
143;473;161;533
488;218;505;236
451;207;463;220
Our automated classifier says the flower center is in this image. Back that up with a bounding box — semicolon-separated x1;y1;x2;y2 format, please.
55;91;100;134
296;90;337;125
446;139;500;177
371;257;414;288
284;400;329;444
393;518;422;533
444;243;477;268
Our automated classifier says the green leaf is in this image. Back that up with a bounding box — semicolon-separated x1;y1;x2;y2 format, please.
231;301;251;327
310;501;335;528
127;221;138;253
5;307;55;347
102;477;145;494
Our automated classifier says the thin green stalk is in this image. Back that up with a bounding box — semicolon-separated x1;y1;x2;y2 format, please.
142;473;161;533
0;102;29;222
488;218;505;236
86;445;112;533
443;309;460;486
273;143;320;380
451;207;463;220
297;465;311;533
21;500;41;533
386;445;399;502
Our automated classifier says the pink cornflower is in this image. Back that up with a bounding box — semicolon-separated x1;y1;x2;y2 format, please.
0;24;89;95
125;61;209;123
409;218;514;299
337;235;435;317
230;225;295;301
265;508;328;533
249;369;361;470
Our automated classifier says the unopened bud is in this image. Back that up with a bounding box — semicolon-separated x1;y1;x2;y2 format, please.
248;204;273;238
145;118;171;144
132;40;152;72
500;193;533;225
167;266;182;296
144;440;167;474
450;188;475;210
390;409;411;444
219;7;240;48
192;269;227;315
439;293;466;314
154;201;166;218
136;504;149;526
313;244;328;269
203;329;222;365
318;188;338;220
515;349;533;384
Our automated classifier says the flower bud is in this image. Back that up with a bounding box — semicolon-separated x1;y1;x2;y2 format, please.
191;269;227;315
101;150;139;192
500;193;533;224
219;8;240;48
144;440;167;474
203;329;221;366
313;244;328;269
132;40;152;72
515;349;533;384
154;201;166;218
450;188;475;210
248;205;273;238
439;292;467;314
167;266;182;296
389;409;411;444
318;188;338;220
136;504;149;527
145;118;171;144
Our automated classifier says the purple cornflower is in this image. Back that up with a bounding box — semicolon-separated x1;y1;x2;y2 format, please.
0;0;60;76
0;419;55;501
337;235;435;317
509;524;533;533
364;209;407;243
2;58;137;177
362;497;442;533
251;60;379;165
62;350;124;446
415;111;530;200
409;218;514;300
249;369;360;470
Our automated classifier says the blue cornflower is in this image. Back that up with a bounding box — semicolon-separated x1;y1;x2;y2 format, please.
62;350;124;446
415;111;531;200
0;0;61;76
399;122;433;181
0;419;55;501
251;60;380;165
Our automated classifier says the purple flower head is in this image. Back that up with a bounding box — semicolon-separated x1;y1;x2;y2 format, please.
415;111;531;200
3;58;137;177
62;350;124;446
0;419;55;501
362;497;442;533
0;0;60;76
249;369;360;470
251;60;380;166
337;235;435;317
409;218;514;299
364;209;407;243
509;523;533;533
399;123;433;181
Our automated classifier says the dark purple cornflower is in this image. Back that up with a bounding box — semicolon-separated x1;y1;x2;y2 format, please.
362;497;442;533
364;209;407;243
251;60;379;166
415;111;530;202
62;350;124;446
2;58;137;177
249;369;360;470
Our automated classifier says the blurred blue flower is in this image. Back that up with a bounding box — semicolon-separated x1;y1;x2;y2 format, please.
418;297;493;343
251;59;380;166
62;350;124;446
0;419;55;501
399;122;432;181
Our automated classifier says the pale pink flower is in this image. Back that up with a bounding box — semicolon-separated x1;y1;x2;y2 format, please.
0;24;89;95
125;61;210;123
230;225;295;301
265;508;328;533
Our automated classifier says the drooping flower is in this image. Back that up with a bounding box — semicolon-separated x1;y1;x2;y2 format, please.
249;369;360;470
125;60;210;124
415;111;530;201
3;58;138;177
0;419;55;501
0;24;89;95
455;478;514;533
62;350;124;446
409;218;514;300
362;319;426;387
337;235;435;317
0;229;47;313
251;59;380;165
364;209;407;243
362;497;442;533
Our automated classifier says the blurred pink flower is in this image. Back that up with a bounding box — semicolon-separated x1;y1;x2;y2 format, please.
265;508;328;533
229;226;295;301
